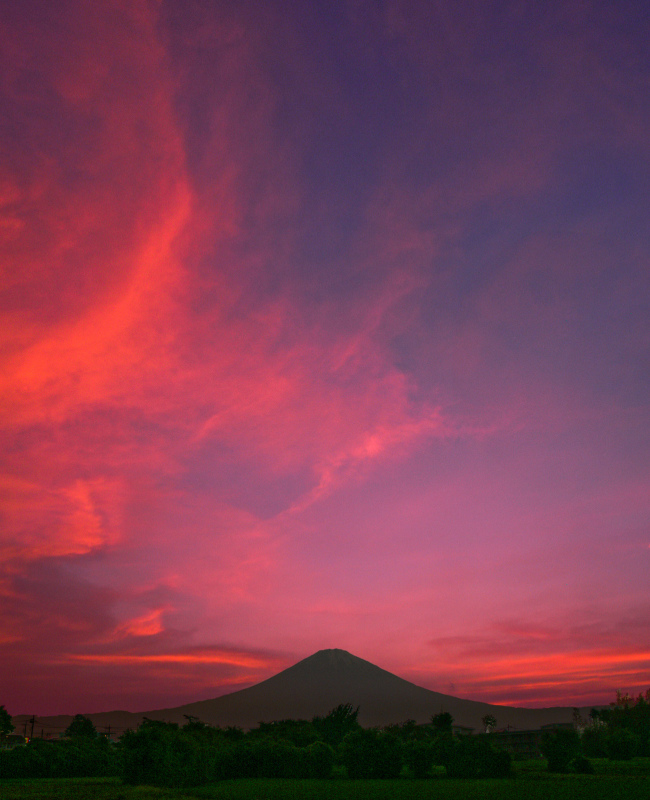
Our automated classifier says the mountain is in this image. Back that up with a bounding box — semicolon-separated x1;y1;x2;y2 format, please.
12;648;588;737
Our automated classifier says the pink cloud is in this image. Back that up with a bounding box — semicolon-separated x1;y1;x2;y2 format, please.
1;0;648;717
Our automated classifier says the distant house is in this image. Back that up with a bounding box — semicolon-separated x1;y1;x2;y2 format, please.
492;722;574;759
540;722;574;730
1;733;27;750
491;728;544;758
451;724;474;736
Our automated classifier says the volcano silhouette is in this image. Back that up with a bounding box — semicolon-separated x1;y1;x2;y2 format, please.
14;648;586;735
161;648;581;730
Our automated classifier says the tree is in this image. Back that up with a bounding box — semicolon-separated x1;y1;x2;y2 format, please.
312;703;360;747
430;711;453;733
540;728;581;773
589;688;650;758
481;714;497;733
0;705;15;737
65;714;97;739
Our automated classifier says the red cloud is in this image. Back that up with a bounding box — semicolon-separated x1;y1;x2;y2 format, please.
1;0;648;717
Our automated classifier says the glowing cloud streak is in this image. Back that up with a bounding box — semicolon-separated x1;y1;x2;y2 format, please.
1;0;649;715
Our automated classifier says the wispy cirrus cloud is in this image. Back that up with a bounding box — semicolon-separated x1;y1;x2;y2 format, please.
1;0;648;717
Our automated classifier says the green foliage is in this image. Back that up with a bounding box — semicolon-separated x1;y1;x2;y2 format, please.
118;716;334;786
581;724;609;757
430;712;453;733
0;706;14;737
443;734;511;778
569;755;595;774
585;690;650;759
64;714;97;739
607;727;639;761
430;731;454;766
339;728;403;779
306;740;335;778
224;725;245;741
403;740;434;778
253;718;318;747
0;737;116;779
383;719;424;742
540;728;581;773
312;704;360;747
5;772;650;800
606;690;650;757
120;718;202;787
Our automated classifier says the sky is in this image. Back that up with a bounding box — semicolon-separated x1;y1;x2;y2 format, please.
1;0;649;717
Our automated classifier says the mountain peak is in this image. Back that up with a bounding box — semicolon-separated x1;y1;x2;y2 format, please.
309;648;356;663
17;647;583;735
287;648;384;676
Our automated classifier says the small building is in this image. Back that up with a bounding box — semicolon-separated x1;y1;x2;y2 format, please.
491;728;545;758
492;722;573;759
451;724;475;736
1;733;27;750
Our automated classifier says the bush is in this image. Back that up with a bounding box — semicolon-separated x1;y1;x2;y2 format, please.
404;740;434;778
255;719;318;747
340;728;403;779
120;720;211;788
306;740;334;778
0;737;117;780
607;728;639;761
569;755;595;774
443;735;511;779
581;725;609;757
540;728;581;773
431;732;454;766
595;689;650;757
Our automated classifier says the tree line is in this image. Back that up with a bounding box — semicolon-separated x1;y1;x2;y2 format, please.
1;689;648;786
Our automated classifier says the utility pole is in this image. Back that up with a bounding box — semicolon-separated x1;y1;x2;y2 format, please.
29;716;36;739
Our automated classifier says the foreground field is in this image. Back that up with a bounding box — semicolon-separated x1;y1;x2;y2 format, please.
2;759;650;800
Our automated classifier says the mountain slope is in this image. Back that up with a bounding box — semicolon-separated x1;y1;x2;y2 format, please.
13;648;587;735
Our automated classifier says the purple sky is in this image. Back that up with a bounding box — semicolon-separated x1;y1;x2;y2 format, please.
1;0;649;716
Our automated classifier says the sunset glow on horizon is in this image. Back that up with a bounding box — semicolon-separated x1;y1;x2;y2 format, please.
1;0;649;717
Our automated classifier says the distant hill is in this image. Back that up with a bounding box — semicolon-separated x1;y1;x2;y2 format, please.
12;648;590;737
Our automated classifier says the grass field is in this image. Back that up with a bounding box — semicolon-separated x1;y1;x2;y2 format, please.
2;759;649;800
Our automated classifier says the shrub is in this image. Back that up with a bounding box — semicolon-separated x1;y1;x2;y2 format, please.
569;755;595;774
443;735;511;779
340;728;403;779
209;742;237;780
596;689;650;757
120;719;209;788
255;719;318;747
431;732;454;766
581;725;609;757
607;728;639;761
404;740;434;778
306;740;334;778
0;737;117;780
540;728;581;773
